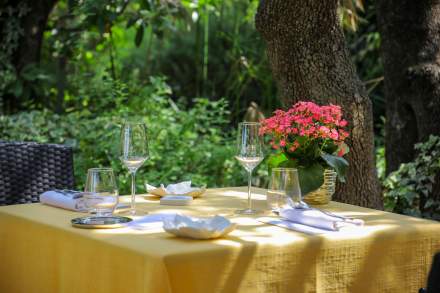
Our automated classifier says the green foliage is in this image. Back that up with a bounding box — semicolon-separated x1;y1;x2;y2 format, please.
1;0;277;120
2;0;380;120
376;145;386;181
384;135;440;220
0;77;251;194
0;2;46;109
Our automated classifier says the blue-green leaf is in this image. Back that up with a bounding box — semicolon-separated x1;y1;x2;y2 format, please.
320;152;349;182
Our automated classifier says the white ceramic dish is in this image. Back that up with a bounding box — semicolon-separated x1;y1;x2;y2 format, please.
163;214;236;239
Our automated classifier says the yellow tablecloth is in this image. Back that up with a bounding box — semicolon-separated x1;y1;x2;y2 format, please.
1;187;439;293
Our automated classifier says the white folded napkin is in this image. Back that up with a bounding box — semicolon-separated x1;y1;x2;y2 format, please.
40;190;87;212
279;207;364;231
163;214;236;239
146;181;203;196
128;213;236;239
128;213;177;230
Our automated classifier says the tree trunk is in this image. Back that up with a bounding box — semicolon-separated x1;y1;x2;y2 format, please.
255;0;383;209
12;0;57;71
377;1;440;174
1;0;57;113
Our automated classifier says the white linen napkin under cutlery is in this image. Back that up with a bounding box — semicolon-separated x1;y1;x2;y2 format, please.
259;206;364;235
40;190;87;212
40;190;130;212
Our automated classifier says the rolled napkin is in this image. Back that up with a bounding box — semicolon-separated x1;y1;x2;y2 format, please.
146;181;205;197
279;207;364;231
40;190;87;212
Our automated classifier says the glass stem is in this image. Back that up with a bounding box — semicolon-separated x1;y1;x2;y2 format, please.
247;169;252;211
130;171;136;215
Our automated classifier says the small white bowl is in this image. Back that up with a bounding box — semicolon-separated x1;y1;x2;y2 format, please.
163;214;236;239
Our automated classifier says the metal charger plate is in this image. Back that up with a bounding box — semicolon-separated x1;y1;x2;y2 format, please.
71;216;133;229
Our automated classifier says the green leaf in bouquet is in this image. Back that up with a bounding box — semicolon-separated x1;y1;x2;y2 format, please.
320;152;349;182
268;153;324;195
295;163;324;195
267;152;289;173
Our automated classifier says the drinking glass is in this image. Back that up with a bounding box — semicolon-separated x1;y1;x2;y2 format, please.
119;121;149;215
84;168;119;216
267;168;302;213
235;122;264;215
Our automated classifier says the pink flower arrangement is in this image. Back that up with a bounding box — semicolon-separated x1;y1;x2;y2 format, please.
260;101;350;193
260;101;349;158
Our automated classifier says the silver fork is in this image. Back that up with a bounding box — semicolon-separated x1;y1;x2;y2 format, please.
283;198;353;221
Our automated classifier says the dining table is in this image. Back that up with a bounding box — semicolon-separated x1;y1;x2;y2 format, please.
1;186;439;293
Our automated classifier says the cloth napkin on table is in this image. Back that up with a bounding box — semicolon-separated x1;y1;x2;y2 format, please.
146;181;201;196
128;213;177;230
40;190;87;212
279;206;364;231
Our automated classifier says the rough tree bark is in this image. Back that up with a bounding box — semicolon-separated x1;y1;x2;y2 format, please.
1;0;57;113
255;0;383;209
377;1;440;174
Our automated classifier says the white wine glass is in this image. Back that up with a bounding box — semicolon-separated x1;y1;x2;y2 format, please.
235;122;264;215
119;121;149;215
84;168;119;217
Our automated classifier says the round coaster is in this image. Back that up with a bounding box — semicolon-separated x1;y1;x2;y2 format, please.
71;216;132;229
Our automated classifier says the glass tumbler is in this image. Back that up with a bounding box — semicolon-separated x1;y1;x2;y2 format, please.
267;168;302;212
84;168;119;216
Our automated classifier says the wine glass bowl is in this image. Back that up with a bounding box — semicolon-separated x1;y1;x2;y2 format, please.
235;122;264;215
119;121;149;215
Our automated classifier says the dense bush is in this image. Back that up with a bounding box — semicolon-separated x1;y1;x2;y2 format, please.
1;0;278;121
0;77;271;194
384;135;440;220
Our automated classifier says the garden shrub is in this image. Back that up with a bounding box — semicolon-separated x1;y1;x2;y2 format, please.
384;135;440;219
0;77;266;194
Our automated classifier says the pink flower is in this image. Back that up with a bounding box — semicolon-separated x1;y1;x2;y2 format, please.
337;148;345;157
260;100;349;155
330;129;339;140
339;120;348;127
270;141;279;150
319;126;330;134
339;130;349;140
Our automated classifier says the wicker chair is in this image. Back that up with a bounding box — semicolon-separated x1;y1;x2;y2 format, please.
0;141;75;205
419;252;440;293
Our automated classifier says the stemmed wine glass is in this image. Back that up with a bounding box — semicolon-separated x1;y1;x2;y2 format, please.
119;121;149;215
235;122;264;215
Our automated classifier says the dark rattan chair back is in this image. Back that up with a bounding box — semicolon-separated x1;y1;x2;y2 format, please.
0;142;75;205
419;252;440;293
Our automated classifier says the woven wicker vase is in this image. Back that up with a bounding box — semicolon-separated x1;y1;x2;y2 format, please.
302;169;337;205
